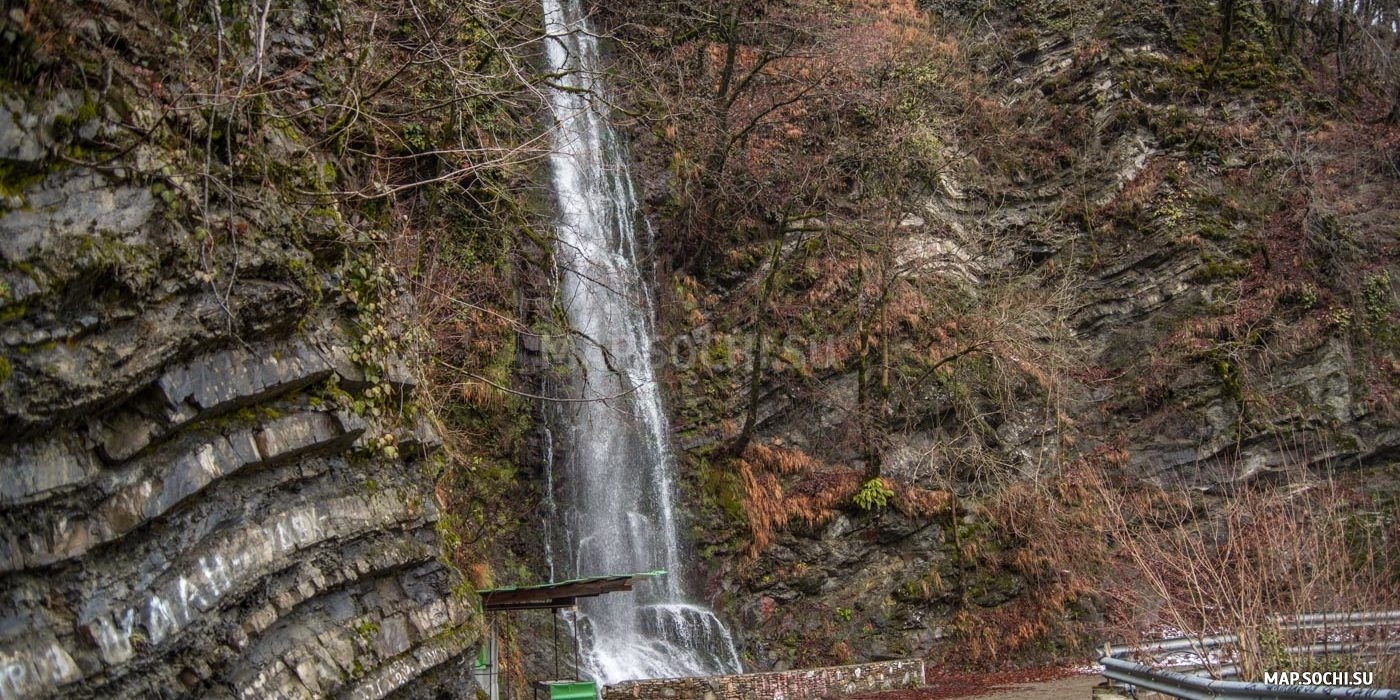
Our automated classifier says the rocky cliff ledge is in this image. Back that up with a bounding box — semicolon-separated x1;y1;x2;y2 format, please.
0;0;541;695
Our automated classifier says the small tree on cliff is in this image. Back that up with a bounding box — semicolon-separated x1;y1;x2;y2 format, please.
595;0;840;269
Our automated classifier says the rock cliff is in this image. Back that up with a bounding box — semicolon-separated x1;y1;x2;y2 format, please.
0;0;540;695
593;0;1400;672
3;0;1397;692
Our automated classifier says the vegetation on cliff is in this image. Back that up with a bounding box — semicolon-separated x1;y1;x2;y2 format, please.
2;0;1398;693
591;0;1400;677
0;0;551;695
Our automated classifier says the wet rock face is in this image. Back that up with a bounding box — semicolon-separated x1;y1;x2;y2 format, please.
0;311;469;699
0;27;472;700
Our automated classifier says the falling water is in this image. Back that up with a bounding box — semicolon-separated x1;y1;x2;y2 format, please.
541;424;557;582
540;0;742;685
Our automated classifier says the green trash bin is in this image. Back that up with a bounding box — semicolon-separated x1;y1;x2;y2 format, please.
537;680;597;700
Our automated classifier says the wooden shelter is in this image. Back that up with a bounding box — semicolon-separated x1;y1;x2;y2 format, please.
473;571;665;700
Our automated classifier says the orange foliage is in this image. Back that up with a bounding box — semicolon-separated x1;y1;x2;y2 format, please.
949;457;1119;663
737;443;862;559
466;562;494;590
746;442;822;474
891;483;954;518
737;441;953;559
837;0;939;69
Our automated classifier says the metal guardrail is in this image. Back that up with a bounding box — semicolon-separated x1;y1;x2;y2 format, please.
1100;657;1400;699
1099;612;1400;699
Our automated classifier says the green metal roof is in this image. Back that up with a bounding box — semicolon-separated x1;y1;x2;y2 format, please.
478;571;665;612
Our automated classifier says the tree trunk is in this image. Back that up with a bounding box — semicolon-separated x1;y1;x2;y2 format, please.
732;228;786;458
1210;0;1238;86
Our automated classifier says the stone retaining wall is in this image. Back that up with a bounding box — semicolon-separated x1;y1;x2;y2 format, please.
601;659;925;700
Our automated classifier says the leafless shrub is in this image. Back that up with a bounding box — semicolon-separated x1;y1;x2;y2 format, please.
1097;466;1400;685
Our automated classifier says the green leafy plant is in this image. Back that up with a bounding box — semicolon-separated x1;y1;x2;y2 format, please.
1361;271;1394;340
853;477;894;511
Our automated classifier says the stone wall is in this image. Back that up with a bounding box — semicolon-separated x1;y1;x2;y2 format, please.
601;660;926;700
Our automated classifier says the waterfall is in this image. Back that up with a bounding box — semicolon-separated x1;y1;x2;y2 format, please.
540;0;742;685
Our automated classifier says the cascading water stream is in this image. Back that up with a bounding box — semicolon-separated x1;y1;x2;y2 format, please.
540;0;742;685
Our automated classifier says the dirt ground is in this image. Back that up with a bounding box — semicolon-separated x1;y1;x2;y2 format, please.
847;668;1105;700
970;675;1103;700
